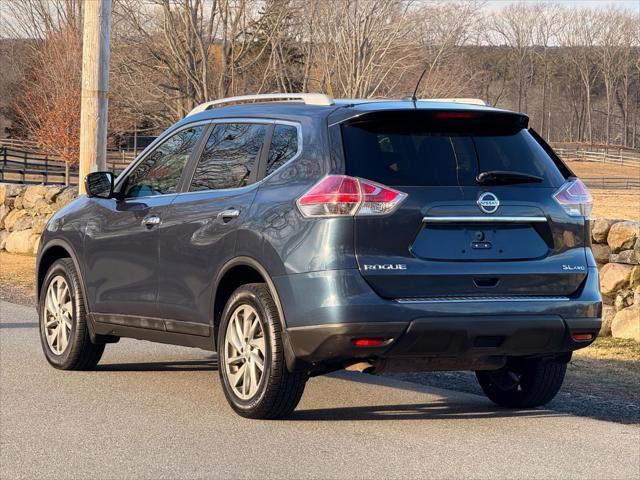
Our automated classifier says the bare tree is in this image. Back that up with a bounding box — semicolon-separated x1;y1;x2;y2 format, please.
412;0;485;98
489;2;537;112
312;0;416;98
558;8;602;143
0;0;83;39
532;2;565;134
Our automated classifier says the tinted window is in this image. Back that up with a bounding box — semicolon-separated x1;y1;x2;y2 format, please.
267;124;299;175
124;126;203;198
190;123;267;191
342;117;564;188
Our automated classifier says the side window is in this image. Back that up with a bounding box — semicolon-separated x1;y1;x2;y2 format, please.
124;126;204;198
266;124;299;175
190;123;267;191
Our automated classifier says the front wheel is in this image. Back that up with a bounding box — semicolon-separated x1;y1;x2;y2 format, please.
476;358;567;408
218;283;307;419
39;258;105;370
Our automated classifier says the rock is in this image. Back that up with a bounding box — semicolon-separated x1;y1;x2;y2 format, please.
599;263;634;297
3;209;28;231
635;238;640;264
11;214;35;232
21;185;48;210
611;306;640;342
609;249;639;265
33;198;56;215
631;266;640;290
13;193;24;210
2;184;25;198
0;184;25;205
591;218;618;244
4;228;40;255
0;204;8;227
599;304;616;336
55;187;78;209
0;229;8;250
592;243;611;264
614;289;634;311
44;185;64;203
607;221;640;253
31;215;50;235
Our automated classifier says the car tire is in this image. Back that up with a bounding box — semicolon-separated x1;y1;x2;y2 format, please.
218;283;307;419
39;258;105;370
476;358;567;408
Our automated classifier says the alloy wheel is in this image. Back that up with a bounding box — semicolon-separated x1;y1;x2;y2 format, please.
224;304;266;400
43;275;73;355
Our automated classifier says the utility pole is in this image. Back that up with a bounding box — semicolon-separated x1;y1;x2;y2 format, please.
78;0;112;194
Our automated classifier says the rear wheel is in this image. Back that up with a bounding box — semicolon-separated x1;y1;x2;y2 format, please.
476;358;567;408
218;283;307;419
39;258;105;370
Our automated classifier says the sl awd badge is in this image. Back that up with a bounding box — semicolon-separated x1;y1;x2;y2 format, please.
477;192;500;214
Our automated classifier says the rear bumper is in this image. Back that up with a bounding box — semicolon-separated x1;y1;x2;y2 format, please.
273;267;602;366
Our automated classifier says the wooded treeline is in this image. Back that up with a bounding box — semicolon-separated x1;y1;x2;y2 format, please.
0;0;638;167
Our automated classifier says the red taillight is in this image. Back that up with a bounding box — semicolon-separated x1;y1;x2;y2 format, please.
572;333;594;342
296;175;407;218
352;338;385;347
553;178;593;218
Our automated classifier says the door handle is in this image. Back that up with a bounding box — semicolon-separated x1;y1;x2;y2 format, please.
141;215;161;228
217;209;240;223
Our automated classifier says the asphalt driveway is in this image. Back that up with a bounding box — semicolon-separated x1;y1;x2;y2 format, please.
1;301;638;479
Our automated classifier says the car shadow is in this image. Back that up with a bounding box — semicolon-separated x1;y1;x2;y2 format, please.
285;371;564;421
289;399;564;422
97;358;218;372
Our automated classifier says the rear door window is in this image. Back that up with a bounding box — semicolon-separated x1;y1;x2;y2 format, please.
190;123;267;191
342;113;565;188
266;124;299;175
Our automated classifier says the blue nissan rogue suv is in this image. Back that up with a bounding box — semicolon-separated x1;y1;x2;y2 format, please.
36;94;602;418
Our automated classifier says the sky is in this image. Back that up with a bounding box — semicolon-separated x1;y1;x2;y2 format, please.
485;0;640;11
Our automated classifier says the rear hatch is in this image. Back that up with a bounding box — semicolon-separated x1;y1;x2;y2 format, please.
340;109;588;299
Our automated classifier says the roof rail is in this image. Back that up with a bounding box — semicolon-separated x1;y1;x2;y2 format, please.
188;93;335;116
420;98;487;106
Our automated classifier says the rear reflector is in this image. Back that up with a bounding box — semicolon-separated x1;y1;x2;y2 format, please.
553;178;593;218
572;333;594;342
352;338;385;347
297;175;407;218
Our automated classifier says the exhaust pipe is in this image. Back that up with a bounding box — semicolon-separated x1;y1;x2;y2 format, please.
344;360;375;373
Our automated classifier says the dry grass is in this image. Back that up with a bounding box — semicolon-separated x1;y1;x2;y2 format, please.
0;252;36;304
589;189;640;220
566;160;640;179
0;252;36;291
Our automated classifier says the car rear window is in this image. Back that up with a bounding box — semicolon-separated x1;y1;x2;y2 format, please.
341;112;566;188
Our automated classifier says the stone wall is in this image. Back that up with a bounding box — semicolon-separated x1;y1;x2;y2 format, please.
0;183;78;255
591;219;640;342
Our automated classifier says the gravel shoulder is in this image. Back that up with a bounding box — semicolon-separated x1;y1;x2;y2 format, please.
2;251;638;425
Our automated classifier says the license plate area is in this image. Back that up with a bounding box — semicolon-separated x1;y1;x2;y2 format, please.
411;224;549;261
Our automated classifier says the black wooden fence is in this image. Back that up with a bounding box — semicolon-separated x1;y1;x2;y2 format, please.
0;144;132;185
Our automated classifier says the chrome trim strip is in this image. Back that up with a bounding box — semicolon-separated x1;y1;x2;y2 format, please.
396;296;569;304
422;216;547;223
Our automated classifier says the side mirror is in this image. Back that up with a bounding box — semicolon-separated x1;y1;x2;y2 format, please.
85;171;115;198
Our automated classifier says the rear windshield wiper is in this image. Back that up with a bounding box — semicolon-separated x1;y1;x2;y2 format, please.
476;170;543;185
